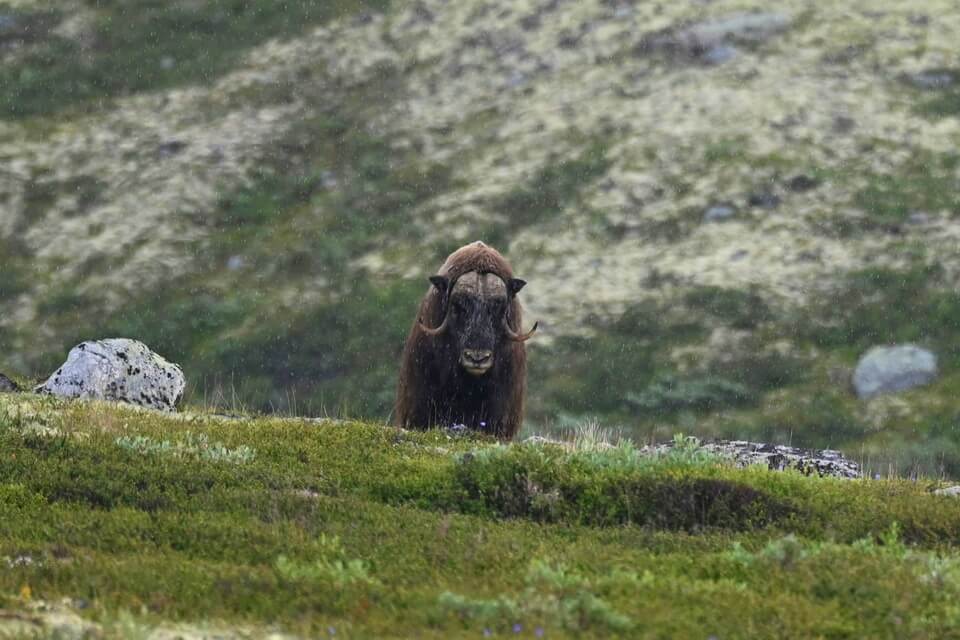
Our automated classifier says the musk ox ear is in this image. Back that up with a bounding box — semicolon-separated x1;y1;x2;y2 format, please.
429;275;449;293
507;278;527;297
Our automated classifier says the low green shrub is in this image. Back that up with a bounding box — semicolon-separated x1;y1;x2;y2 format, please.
684;285;773;330
275;535;378;587
115;432;256;464
627;374;756;414
437;559;632;634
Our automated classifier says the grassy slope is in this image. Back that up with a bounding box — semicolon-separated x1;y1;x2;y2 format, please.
3;394;960;638
3;0;960;478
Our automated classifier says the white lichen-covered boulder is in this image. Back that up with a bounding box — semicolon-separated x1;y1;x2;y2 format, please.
36;339;185;412
852;344;937;400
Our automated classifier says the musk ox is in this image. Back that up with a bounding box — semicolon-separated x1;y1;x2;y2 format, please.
394;241;537;439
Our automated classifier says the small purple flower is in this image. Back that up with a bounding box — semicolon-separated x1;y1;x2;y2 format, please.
480;421;487;427
483;628;493;637
535;627;544;637
513;623;523;633
328;626;336;636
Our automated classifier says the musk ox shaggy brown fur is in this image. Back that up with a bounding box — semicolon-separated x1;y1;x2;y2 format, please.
394;241;537;439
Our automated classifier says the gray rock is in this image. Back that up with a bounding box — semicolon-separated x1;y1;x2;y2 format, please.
704;204;736;222
748;191;781;209
639;12;793;63
523;436;860;479
0;373;19;393
934;485;960;497
702;44;739;65
647;440;862;479
683;12;793;47
786;174;820;192
905;69;957;91
36;339;185;412
852;344;937;399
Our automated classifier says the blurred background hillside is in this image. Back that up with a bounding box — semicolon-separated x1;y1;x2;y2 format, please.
2;0;960;475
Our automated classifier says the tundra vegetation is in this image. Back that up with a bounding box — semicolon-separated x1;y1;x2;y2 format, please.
3;395;960;638
4;0;960;479
3;0;960;631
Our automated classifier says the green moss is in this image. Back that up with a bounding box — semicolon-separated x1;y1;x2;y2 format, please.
626;375;756;414
0;0;391;119
528;301;707;422
701;136;750;165
684;285;773;330
486;140;611;245
912;69;960;118
794;262;960;368
0;237;32;304
851;152;960;226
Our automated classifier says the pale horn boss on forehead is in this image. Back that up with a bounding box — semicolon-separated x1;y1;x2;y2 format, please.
394;241;538;440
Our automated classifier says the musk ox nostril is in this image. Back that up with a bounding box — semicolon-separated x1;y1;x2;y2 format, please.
463;349;493;366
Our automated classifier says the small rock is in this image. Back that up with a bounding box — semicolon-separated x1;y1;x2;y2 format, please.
786;174;820;192
0;373;19;393
638;12;792;64
832;115;857;134
684;12;793;45
159;55;176;70
852;344;937;400
748;191;781;209
905;69;957;91
36;339;185;412
320;170;338;189
157;140;187;158
704;204;736;222
506;70;527;88
702;44;739;65
934;486;960;497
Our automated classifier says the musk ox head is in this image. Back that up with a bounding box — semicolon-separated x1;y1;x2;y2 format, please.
418;271;537;376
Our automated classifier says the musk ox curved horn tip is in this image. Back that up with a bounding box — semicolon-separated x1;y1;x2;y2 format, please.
418;315;449;336
504;318;538;342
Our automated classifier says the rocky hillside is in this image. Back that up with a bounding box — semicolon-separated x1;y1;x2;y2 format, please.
2;0;960;473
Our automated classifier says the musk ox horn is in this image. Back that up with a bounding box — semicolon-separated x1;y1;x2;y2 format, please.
419;314;449;336
503;317;538;342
